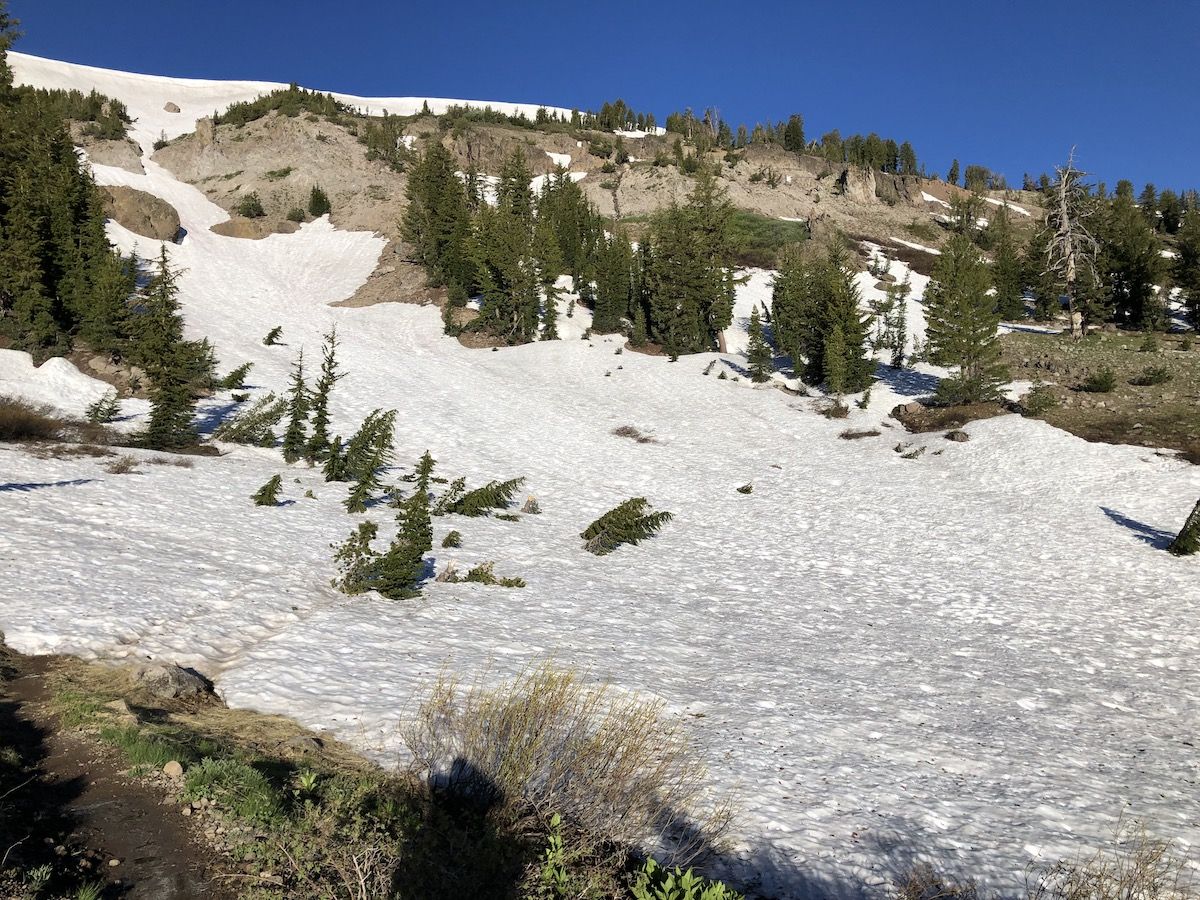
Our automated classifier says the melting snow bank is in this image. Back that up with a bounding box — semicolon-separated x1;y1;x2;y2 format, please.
0;351;113;416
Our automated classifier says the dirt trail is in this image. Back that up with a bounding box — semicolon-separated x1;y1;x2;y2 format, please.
1;655;235;900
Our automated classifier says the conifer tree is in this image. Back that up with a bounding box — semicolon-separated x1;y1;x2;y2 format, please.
783;114;805;152
1098;185;1163;328
1175;209;1200;329
925;233;1008;404
746;306;772;382
281;349;309;463
1168;499;1200;556
947;159;960;186
305;327;343;460
252;474;283;506
136;248;206;449
988;208;1025;320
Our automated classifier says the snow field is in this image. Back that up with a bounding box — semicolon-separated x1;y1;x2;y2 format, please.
2;55;1199;900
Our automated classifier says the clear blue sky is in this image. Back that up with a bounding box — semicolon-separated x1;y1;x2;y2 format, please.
10;0;1197;190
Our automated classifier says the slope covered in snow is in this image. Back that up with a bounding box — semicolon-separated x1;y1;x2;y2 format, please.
2;56;1199;900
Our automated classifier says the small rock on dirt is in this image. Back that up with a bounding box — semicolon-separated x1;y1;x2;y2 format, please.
945;430;970;442
283;734;324;754
163;760;184;778
163;101;180;113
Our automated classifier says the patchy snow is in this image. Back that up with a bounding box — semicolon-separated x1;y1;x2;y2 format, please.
9;52;572;154
921;191;951;209
545;151;572;168
778;215;807;223
614;127;667;138
3;55;1200;900
0;351;113;415
983;196;1032;217
1161;248;1179;259
890;237;942;256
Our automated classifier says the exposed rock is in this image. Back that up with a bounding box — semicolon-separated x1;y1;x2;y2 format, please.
104;698;138;725
69;122;143;174
945;429;970;442
163;101;181;113
101;185;181;241
209;217;299;240
162;760;184;779
134;663;214;701
282;734;324;754
837;166;876;204
194;116;215;148
892;401;926;419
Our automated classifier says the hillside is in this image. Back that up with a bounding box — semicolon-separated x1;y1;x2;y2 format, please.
2;51;1198;900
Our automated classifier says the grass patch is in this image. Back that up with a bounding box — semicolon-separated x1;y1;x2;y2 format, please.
728;210;807;268
264;166;294;181
839;428;881;440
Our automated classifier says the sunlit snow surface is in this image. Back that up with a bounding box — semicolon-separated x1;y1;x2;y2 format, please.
2;55;1199;900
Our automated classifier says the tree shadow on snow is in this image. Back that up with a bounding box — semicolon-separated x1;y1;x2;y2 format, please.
0;478;96;493
874;364;940;399
1101;506;1177;550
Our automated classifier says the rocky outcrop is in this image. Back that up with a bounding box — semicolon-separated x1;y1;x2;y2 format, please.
837;166;876;204
134;663;216;701
100;185;181;241
70;122;143;174
209;217;299;240
163;101;180;113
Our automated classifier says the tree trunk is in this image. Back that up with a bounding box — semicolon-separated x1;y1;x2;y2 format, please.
1168;498;1200;556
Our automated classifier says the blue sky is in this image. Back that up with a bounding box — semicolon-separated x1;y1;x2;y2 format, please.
10;0;1197;190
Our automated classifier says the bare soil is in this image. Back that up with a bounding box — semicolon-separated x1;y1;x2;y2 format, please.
0;653;235;899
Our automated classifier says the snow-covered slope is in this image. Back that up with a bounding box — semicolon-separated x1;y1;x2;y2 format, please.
2;56;1199;900
9;52;574;153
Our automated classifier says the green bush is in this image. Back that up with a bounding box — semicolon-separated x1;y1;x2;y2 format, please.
309;185;332;217
1129;366;1172;386
1079;368;1117;393
1023;381;1058;416
581;497;673;555
286;206;306;223
632;858;743;900
438;477;525;517
441;530;462;548
236;192;265;218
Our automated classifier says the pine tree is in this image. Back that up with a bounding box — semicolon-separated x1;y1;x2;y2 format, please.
947;159;960;187
1175;209;1200;329
783;114;805;152
136;248;205;449
308;185;331;217
746;306;772;382
581;498;673;555
989;208;1025;320
252;474;283;506
1168;499;1200;556
305;327;343;460
1099;186;1164;328
281;350;309;463
925;233;1008;404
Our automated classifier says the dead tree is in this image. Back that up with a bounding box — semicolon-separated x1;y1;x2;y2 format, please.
1045;149;1100;340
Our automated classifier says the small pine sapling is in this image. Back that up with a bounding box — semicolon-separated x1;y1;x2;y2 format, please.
581;497;673;555
413;450;436;494
263;326;283;346
213;393;287;445
331;522;380;594
432;477;466;515
340;409;397;510
441;477;526;517
218;361;253;390
441;530;462;548
281;350;310;463
305;327;344;461
85;391;121;424
252;474;283;506
323;436;347;481
746;307;772;383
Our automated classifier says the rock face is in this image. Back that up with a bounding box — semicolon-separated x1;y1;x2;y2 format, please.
209;217;299;240
69;123;143;174
837;166;877;204
101;186;182;241
945;429;971;442
134;663;214;701
163;101;181;113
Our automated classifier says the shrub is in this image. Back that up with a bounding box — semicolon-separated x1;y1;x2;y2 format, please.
1079;368;1117;393
581;497;673;555
404;664;730;865
0;397;63;442
105;454;140;475
236;192;266;218
1026;820;1196;900
1023;381;1058;416
839;429;881;440
1139;332;1159;353
612;425;657;444
896;863;979;900
441;530;462;548
263;325;284;346
286;206;306;223
212;393;287;446
1129;366;1172;386
309;185;332;217
463;561;525;588
264;166;294;181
